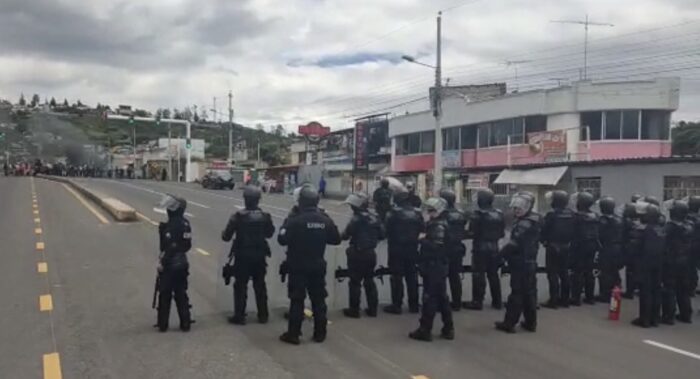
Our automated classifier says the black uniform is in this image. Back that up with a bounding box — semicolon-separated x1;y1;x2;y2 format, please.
687;200;700;296
465;207;505;309
633;208;665;328
598;210;624;301
373;186;393;222
222;207;275;324
541;205;575;308
415;214;453;336
444;205;468;310
384;201;425;313
662;206;694;323
571;206;599;305
499;210;541;331
278;204;341;342
341;210;385;317
622;204;640;298
408;192;422;209
157;214;192;332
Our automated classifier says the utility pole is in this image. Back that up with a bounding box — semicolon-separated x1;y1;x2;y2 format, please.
212;97;217;123
433;11;443;194
167;123;172;181
228;91;233;165
551;14;614;80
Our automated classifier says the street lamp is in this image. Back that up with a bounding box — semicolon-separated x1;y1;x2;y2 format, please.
402;11;443;194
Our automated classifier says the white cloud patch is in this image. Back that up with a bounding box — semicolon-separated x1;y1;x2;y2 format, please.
1;0;699;128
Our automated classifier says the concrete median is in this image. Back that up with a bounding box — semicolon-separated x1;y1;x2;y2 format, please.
37;175;138;222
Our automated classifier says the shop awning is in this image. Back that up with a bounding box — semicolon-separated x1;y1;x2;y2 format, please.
494;166;568;186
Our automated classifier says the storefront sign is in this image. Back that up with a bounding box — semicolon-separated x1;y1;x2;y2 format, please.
528;130;567;160
442;150;462;168
298;121;330;137
466;173;490;188
354;122;369;170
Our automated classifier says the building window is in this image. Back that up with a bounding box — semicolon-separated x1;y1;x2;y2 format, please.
576;177;602;200
663;176;700;200
407;133;420;154
642;110;670;140
442;127;460;151
622;110;640;139
605;111;622;140
461;125;477;149
491;119;511;146
420;131;435;153
580;112;602;141
478;123;490;148
298;152;307;163
511;117;525;144
525;115;547;136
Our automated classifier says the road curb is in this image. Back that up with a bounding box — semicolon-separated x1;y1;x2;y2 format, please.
37;175;138;222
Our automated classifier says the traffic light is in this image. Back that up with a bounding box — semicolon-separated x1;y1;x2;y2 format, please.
155;115;161;126
128;116;135;125
186;138;192;150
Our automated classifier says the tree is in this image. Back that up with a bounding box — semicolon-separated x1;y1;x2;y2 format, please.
31;94;40;107
200;108;208;121
274;124;285;137
77;99;83;107
19;93;26;106
50;97;57;107
256;123;265;131
173;108;182;120
63;99;69;107
672;121;700;155
259;141;288;166
181;107;193;121
193;111;200;122
162;109;171;119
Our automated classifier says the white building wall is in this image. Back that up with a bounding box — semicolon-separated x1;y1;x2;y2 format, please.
546;113;581;155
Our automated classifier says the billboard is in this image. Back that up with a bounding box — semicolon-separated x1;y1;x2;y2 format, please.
298;121;330;137
354;122;369;170
442;150;462;168
528;130;567;161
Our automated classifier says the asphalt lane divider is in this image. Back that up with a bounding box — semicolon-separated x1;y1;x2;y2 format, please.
37;175;136;222
31;178;64;379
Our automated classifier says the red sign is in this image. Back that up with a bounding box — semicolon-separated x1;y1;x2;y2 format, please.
354;122;369;170
298;121;330;137
528;130;567;160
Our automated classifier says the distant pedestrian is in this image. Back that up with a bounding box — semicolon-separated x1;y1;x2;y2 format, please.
319;176;326;198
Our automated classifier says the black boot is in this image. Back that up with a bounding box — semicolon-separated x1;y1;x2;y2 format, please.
541;299;558;309
519;321;536;332
440;327;455;340
383;304;402;315
365;308;377;317
279;332;300;345
343;308;361;318
494;321;516;334
463;301;483;310
408;328;432;342
228;315;246;325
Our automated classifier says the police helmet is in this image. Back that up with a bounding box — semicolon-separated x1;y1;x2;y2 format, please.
423;197;447;215
477;188;495;209
688;195;700;213
599;196;616;215
380;178;389;188
394;190;409;206
243;185;262;209
406;181;415;192
644;195;660;206
293;183;313;203
298;186;320;208
344;193;369;210
644;203;661;224
439;188;456;207
551;190;569;210
630;194;643;203
576;192;595;211
623;203;637;219
669;200;689;222
510;191;534;215
161;194;187;217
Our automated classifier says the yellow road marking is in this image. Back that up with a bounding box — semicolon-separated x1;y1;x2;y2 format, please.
33;210;39;215
136;212;158;227
43;353;62;379
196;248;211;256
39;295;53;311
34;217;41;224
38;262;48;273
35;228;43;235
33;204;38;209
412;376;430;379
61;183;109;224
36;242;45;251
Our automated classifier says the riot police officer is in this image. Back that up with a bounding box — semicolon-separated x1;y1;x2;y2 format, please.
406;182;422;208
464;189;505;311
622;202;640;299
439;188;468;311
341;193;385;318
597;196;624;302
372;178;393;222
495;192;541;334
156;195;193;332
384;191;425;314
222;186;275;325
662;200;694;324
540;190;575;309
686;195;700;297
571;192;599;306
409;197;454;341
278;186;341;345
632;202;665;328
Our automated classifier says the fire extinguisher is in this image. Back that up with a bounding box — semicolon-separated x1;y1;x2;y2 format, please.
609;285;622;321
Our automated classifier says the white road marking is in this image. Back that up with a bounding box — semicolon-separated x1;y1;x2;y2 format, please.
644;340;700;360
152;207;195;218
187;200;211;209
196;248;211;256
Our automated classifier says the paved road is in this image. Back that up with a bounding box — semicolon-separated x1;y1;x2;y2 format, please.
2;176;700;379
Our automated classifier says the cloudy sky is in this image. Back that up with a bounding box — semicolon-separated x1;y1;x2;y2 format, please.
1;0;700;129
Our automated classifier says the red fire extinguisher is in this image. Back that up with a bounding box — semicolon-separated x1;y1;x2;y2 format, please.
609;285;622;321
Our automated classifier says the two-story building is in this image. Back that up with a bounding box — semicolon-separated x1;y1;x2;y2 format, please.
389;77;688;210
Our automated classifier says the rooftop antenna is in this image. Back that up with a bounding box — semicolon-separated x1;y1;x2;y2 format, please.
551;14;614;80
504;60;532;92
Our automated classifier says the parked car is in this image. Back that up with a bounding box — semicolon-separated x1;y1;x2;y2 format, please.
201;171;235;190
